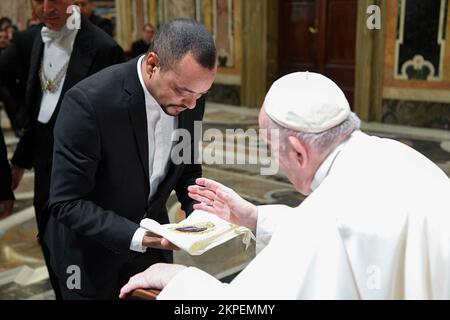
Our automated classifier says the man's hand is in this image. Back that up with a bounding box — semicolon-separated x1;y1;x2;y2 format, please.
142;231;179;251
119;263;187;299
188;178;258;232
0;200;14;219
11;165;25;190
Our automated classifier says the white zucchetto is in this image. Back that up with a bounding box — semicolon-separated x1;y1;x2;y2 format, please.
264;72;351;133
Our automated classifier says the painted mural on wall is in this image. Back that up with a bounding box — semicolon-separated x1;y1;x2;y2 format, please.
214;0;235;68
162;0;198;21
395;0;448;81
115;0;242;105
157;0;238;70
384;0;450;89
382;0;450;130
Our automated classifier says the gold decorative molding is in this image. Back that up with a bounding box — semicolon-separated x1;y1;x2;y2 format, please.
383;87;450;103
384;0;450;90
241;0;267;108
115;0;133;51
149;0;158;27
354;0;387;121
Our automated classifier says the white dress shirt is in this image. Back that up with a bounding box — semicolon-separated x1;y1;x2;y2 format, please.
130;55;178;253
38;23;78;123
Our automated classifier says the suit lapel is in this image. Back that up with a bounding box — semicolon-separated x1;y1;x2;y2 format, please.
60;16;94;100
27;27;44;119
124;59;150;189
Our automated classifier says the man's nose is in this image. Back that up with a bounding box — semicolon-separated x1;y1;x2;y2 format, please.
183;96;198;109
43;0;55;15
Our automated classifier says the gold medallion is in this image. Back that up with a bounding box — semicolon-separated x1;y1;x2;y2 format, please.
46;80;55;92
170;222;215;235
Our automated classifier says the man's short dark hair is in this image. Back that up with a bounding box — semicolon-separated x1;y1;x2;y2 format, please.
151;19;216;71
0;17;12;27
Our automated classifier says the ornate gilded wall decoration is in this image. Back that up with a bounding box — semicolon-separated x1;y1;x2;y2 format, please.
395;0;448;81
213;0;235;68
160;0;202;22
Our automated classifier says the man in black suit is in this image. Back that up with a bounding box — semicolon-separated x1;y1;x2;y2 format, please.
0;0;124;299
0;129;14;219
0;28;20;135
74;0;114;37
46;19;217;299
0;25;40;136
131;24;155;59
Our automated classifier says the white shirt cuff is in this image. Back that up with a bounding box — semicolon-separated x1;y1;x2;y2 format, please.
130;227;148;253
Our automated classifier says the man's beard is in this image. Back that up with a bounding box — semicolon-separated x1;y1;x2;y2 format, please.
160;104;188;116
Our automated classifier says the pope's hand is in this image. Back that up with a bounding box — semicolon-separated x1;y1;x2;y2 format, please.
142;231;179;250
119;263;187;299
188;178;258;232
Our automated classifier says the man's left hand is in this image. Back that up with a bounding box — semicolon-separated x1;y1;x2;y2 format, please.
119;263;187;299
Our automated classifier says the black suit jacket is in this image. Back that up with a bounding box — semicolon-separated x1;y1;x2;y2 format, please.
0;129;14;201
89;14;114;37
131;39;151;59
0;25;39;129
45;57;204;298
0;25;37;89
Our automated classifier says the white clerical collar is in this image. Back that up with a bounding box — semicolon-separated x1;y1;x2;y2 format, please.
310;131;357;191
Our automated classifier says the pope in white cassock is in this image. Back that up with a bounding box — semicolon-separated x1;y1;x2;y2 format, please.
120;72;450;300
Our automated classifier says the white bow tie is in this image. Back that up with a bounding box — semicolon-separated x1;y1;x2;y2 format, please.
41;26;71;44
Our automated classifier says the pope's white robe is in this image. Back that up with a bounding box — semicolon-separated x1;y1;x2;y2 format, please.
158;131;450;300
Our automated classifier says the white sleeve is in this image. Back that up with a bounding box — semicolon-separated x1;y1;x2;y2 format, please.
158;267;230;300
255;205;290;254
129;227;148;253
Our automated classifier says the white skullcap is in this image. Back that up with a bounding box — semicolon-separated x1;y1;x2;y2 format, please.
264;72;350;133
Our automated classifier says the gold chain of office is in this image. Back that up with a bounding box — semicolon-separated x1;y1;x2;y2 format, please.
39;59;69;93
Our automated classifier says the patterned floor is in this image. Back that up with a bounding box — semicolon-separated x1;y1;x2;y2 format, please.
0;104;449;299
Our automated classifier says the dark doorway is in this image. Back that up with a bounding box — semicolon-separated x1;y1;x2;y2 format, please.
278;0;358;107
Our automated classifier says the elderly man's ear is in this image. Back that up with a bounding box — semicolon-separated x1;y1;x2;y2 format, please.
288;136;309;169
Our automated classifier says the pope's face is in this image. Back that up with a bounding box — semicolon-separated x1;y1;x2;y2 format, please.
259;107;313;196
32;0;74;30
278;143;313;195
144;52;217;116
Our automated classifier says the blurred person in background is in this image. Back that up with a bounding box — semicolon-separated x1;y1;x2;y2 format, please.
131;24;155;58
74;0;113;36
6;25;18;40
0;124;14;220
0;28;22;136
0;17;12;30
